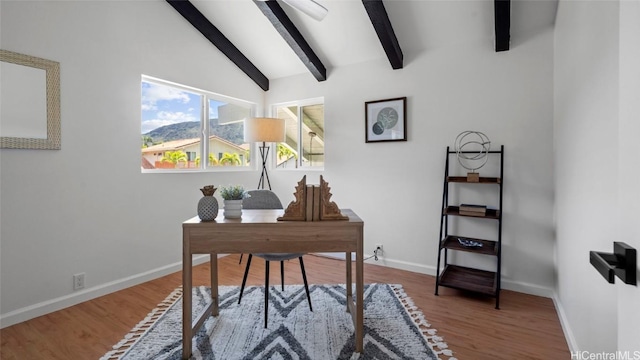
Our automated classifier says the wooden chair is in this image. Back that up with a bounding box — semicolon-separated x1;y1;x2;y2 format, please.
238;189;313;328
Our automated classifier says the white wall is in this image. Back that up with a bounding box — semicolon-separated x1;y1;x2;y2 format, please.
554;0;640;353
267;2;556;294
268;45;556;294
1;0;557;327
0;0;268;326
554;0;619;351
617;0;640;352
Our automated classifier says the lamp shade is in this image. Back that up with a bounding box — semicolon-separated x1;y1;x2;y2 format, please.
244;117;286;143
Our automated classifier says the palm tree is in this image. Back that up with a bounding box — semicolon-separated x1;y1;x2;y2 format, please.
277;143;298;167
195;153;219;167
219;152;241;166
141;135;154;148
208;153;219;166
161;150;187;165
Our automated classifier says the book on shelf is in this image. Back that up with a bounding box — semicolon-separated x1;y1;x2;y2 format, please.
459;204;486;216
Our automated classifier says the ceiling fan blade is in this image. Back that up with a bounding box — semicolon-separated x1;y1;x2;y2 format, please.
281;0;328;21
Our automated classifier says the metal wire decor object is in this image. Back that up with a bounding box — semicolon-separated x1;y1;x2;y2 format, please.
454;131;491;172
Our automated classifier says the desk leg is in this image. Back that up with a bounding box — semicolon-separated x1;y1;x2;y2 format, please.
210;253;219;316
182;235;192;359
355;241;364;352
346;251;352;313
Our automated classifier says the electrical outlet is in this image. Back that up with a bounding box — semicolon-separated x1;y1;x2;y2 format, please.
373;244;384;261
73;273;85;291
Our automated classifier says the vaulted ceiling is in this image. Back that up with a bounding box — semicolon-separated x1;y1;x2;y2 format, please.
165;0;558;91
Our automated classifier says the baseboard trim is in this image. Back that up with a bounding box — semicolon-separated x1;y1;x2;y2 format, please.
0;255;212;329
319;255;573;353
0;253;557;329
365;257;572;349
360;255;555;298
500;278;555;298
552;292;579;353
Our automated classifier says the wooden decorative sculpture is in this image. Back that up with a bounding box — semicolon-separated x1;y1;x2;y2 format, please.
277;176;307;221
319;175;348;220
278;175;347;221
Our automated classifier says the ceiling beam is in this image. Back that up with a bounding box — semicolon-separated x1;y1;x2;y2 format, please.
494;0;511;52
362;0;403;70
254;0;327;82
166;0;270;91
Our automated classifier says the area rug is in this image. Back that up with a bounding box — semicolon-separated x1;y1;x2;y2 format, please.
101;284;455;360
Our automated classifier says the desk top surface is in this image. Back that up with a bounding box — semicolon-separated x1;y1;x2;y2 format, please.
183;208;362;226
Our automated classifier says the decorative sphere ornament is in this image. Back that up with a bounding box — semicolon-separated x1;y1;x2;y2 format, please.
454;131;491;172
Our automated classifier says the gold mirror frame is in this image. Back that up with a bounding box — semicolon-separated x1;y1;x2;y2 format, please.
1;49;61;150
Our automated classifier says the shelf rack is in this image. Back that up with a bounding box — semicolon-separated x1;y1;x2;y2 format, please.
435;145;504;309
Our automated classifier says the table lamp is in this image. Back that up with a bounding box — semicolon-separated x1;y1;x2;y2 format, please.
244;117;286;190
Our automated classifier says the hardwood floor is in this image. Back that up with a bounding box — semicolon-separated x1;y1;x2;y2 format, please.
0;255;570;359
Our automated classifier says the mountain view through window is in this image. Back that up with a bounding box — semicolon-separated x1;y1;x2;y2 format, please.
141;77;254;171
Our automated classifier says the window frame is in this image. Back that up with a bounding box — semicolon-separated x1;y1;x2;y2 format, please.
141;75;257;173
270;97;325;171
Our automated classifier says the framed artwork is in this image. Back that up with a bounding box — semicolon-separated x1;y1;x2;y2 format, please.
365;97;407;143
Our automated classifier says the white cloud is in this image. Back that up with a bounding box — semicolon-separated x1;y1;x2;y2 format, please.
141;83;191;111
142;120;175;134
141;103;157;111
157;111;196;122
141;111;198;133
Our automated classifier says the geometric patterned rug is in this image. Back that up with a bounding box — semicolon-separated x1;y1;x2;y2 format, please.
101;284;455;360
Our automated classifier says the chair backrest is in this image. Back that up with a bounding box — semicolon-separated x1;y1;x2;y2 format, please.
243;190;283;210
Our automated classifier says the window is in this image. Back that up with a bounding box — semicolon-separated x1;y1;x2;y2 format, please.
141;76;255;171
272;98;324;169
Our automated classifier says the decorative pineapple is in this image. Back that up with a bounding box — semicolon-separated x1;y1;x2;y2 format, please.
197;185;219;221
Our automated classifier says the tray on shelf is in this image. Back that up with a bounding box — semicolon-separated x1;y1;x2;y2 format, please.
441;235;498;256
438;265;498;296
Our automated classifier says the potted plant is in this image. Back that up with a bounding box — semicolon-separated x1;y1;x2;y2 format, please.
219;185;250;218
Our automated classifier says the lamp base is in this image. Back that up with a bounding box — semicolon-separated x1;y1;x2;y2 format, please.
257;142;271;190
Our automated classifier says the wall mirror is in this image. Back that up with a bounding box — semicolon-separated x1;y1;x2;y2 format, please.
1;49;61;150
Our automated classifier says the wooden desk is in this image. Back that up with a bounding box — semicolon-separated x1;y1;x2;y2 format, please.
181;208;364;359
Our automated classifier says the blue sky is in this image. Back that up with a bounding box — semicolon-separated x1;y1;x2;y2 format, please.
141;81;222;134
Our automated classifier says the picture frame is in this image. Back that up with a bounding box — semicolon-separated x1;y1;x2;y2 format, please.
365;97;407;143
0;49;61;150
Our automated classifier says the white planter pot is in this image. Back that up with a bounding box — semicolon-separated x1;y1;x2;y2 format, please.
223;199;243;219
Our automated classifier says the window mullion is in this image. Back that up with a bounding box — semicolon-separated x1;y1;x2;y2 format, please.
202;96;208;169
298;106;303;168
141;75;256;173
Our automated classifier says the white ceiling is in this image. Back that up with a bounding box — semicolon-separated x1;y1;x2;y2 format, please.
188;0;558;81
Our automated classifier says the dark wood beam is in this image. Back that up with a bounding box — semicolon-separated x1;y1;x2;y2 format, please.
362;0;403;70
254;0;327;82
166;0;269;91
494;0;511;52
